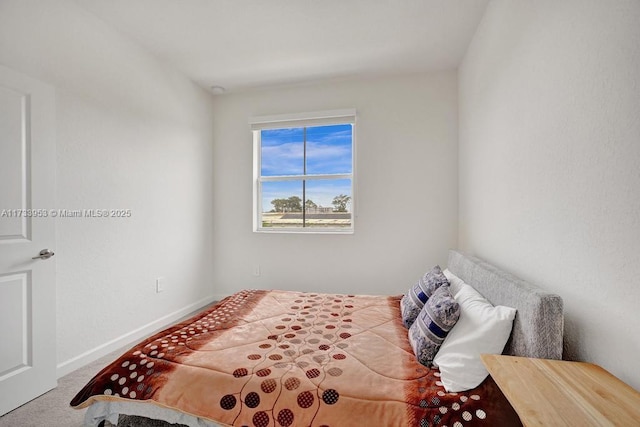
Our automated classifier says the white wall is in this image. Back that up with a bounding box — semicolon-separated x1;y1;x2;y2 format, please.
0;0;217;375
459;0;640;389
211;73;458;296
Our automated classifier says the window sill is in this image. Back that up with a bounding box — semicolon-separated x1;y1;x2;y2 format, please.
254;228;354;235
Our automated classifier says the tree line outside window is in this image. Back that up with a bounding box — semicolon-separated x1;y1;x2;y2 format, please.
270;194;351;213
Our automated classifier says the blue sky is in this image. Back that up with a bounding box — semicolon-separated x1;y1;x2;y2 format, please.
260;124;352;210
261;124;352;176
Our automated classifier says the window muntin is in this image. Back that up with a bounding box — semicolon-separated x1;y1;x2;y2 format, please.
252;111;355;233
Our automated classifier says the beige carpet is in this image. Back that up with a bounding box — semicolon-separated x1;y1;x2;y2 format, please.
0;304;215;427
0;347;127;427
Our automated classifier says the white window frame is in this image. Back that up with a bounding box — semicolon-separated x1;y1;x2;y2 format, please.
250;109;356;234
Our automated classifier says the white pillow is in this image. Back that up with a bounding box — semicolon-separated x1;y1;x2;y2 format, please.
433;283;516;392
442;268;465;295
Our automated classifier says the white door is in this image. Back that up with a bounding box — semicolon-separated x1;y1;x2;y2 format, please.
0;65;57;416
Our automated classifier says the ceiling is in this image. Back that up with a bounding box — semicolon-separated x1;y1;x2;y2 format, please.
77;0;489;93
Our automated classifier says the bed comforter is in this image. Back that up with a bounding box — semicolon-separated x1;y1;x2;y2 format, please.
71;290;520;426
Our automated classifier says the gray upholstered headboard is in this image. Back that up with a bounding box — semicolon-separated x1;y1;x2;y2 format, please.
447;250;563;360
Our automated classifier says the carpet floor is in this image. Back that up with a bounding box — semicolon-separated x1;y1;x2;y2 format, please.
0;305;213;427
0;347;127;427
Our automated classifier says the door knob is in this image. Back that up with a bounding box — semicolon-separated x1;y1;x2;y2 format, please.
32;249;55;260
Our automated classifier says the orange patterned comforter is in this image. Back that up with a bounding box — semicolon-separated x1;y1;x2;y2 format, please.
71;290;520;426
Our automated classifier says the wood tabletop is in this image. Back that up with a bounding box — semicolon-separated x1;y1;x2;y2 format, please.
481;354;640;426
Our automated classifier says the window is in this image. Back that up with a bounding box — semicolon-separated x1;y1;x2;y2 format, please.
251;109;355;233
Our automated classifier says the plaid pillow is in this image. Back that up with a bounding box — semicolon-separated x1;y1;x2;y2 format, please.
408;285;460;367
400;265;449;328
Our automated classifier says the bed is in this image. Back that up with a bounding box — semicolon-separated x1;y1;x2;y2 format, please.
71;250;564;426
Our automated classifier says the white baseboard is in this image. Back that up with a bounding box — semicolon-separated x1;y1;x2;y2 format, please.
56;294;227;378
